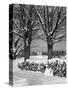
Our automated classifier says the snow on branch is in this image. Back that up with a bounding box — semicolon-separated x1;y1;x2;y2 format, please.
13;30;24;38
58;15;66;25
13;18;26;33
34;6;44;24
15;44;24;56
24;8;30;18
34;6;48;36
48;7;64;37
15;37;20;47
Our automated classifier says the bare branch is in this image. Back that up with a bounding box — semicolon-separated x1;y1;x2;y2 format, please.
13;18;26;33
15;44;24;56
23;8;30;18
9;30;13;34
48;7;63;36
53;35;65;43
46;6;49;32
34;6;48;36
13;30;24;38
58;15;66;25
52;16;66;33
15;37;20;48
32;27;42;30
53;39;65;43
55;34;65;40
34;6;44;24
32;33;46;41
43;6;49;34
16;48;24;56
32;21;41;28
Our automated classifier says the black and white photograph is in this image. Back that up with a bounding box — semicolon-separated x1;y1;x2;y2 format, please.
9;4;67;86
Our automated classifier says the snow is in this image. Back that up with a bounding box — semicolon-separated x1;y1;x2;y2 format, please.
48;56;66;64
13;55;66;76
29;55;48;64
13;78;28;86
12;55;66;86
44;68;53;76
16;55;66;65
13;70;66;86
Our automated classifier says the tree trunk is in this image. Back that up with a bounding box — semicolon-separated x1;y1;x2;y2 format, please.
25;46;30;60
47;39;53;60
24;20;32;62
24;38;31;62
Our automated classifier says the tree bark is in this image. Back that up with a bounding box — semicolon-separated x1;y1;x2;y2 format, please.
24;20;32;62
25;46;30;60
47;37;53;59
24;36;31;62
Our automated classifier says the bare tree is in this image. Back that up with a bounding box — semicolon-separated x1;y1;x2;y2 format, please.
12;4;41;61
34;5;66;59
10;4;66;61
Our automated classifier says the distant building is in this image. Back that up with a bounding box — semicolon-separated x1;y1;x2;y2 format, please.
37;51;42;55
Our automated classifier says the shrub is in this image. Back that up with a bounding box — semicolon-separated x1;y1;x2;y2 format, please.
18;62;46;73
18;59;66;78
47;60;66;77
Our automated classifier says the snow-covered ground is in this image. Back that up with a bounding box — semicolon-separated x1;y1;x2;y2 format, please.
15;55;66;65
13;70;66;86
11;55;67;86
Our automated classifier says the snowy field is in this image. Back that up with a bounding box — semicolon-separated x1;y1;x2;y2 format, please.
11;55;67;86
